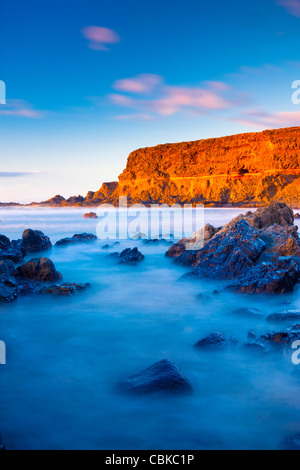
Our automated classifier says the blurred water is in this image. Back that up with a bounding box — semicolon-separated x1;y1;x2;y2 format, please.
0;207;300;450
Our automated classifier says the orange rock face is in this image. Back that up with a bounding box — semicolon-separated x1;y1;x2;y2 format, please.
43;126;300;207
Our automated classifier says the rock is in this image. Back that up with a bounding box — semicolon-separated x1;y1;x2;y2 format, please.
166;224;218;261
194;332;226;348
295;213;300;219
39;282;90;296
22;229;52;253
132;232;147;240
118;359;192;394
165;239;190;258
16;258;62;282
55;233;97;247
267;310;300;322
247;325;300;352
258;225;300;261
119;248;144;265
228;257;300;294
0;235;25;263
83;212;98;219
232;307;262;317
174;250;198;266
0;260;15;276
244;202;294;229
0;275;17;302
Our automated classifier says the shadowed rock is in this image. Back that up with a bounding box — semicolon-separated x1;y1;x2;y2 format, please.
22;229;52;253
195;332;226;348
119;248;144;265
16;258;62;282
55;233;97;247
39;282;90;296
0;275;17;302
0;235;25;263
267;310;300;322
0;260;15;276
118;359;192;395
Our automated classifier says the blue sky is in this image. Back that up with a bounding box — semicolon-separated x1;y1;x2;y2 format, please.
1;0;300;202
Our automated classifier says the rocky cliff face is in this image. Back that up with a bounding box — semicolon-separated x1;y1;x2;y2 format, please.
39;126;300;207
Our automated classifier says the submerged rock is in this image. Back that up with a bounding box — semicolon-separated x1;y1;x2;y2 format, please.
232;307;262;317
39;282;90;296
118;359;192;394
245;324;300;352
22;229;52;253
55;233;97;247
0;275;17;302
195;332;226;348
16;258;62;282
267;310;300;322
119;248;144;265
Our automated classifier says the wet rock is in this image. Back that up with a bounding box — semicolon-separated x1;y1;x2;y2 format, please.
228;257;300;294
245;202;294;229
174;250;198;266
195;332;226;348
165;224;219;261
0;260;15;276
0;275;17;302
0;235;25;263
55;233;97;247
118;359;192;394
247;325;300;352
22;229;52;253
119;248;144;265
39;282;90;296
232;307;262;317
267;311;300;322
259;225;300;261
83;212;98;219
16;258;62;282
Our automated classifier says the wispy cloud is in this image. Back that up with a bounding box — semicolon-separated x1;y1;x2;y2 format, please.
110;75;245;119
233;108;300;128
0;172;40;178
0;99;44;118
82;26;120;50
276;0;300;17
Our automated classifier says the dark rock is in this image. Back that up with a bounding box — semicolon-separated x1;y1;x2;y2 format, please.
0;260;15;276
55;233;97;247
118;359;192;395
174;250;198;266
195;332;226;348
22;229;52;253
267;311;300;322
39;282;90;296
165;224;219;261
16;258;62;282
119;248;144;265
0;235;25;263
232;307;262;317
248;325;300;351
245;202;294;229
0;275;17;302
228;257;300;294
83;212;98;219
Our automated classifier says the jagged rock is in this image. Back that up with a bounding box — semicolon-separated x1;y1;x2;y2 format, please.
0;235;25;263
166;224;218;260
16;258;62;282
246;325;300;351
258;225;300;261
39;282;90;296
118;359;193;394
0;275;17;302
174;250;198;266
228;257;300;294
119;248;144;265
0;260;15;276
83;212;98;219
22;229;52;253
267;311;300;322
55;233;97;246
244;202;294;229
194;332;226;348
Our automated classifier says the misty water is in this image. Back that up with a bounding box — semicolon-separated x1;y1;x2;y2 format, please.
1;207;300;450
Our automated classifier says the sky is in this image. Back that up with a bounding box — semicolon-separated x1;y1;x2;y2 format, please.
1;0;300;203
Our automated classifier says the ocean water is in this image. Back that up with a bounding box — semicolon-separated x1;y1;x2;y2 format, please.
0;207;300;450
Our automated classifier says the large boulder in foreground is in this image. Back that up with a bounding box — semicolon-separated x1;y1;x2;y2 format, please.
22;229;52;253
16;258;62;282
118;359;192;395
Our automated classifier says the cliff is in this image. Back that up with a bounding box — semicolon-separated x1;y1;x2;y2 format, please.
11;126;300;207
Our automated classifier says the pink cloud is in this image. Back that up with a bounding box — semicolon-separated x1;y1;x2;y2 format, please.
82;26;120;50
233;108;300;128
113;74;163;94
276;0;300;17
110;75;240;118
0;99;44;118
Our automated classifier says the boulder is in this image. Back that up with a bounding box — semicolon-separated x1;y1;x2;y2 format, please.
246;324;300;352
195;332;226;348
118;359;192;394
22;229;52;253
0;260;15;276
39;282;90;296
16;258;62;282
55;233;97;247
83;212;98;219
0;275;17;302
244;202;294;229
0;235;25;263
119;248;144;265
267;310;300;322
228;257;300;294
